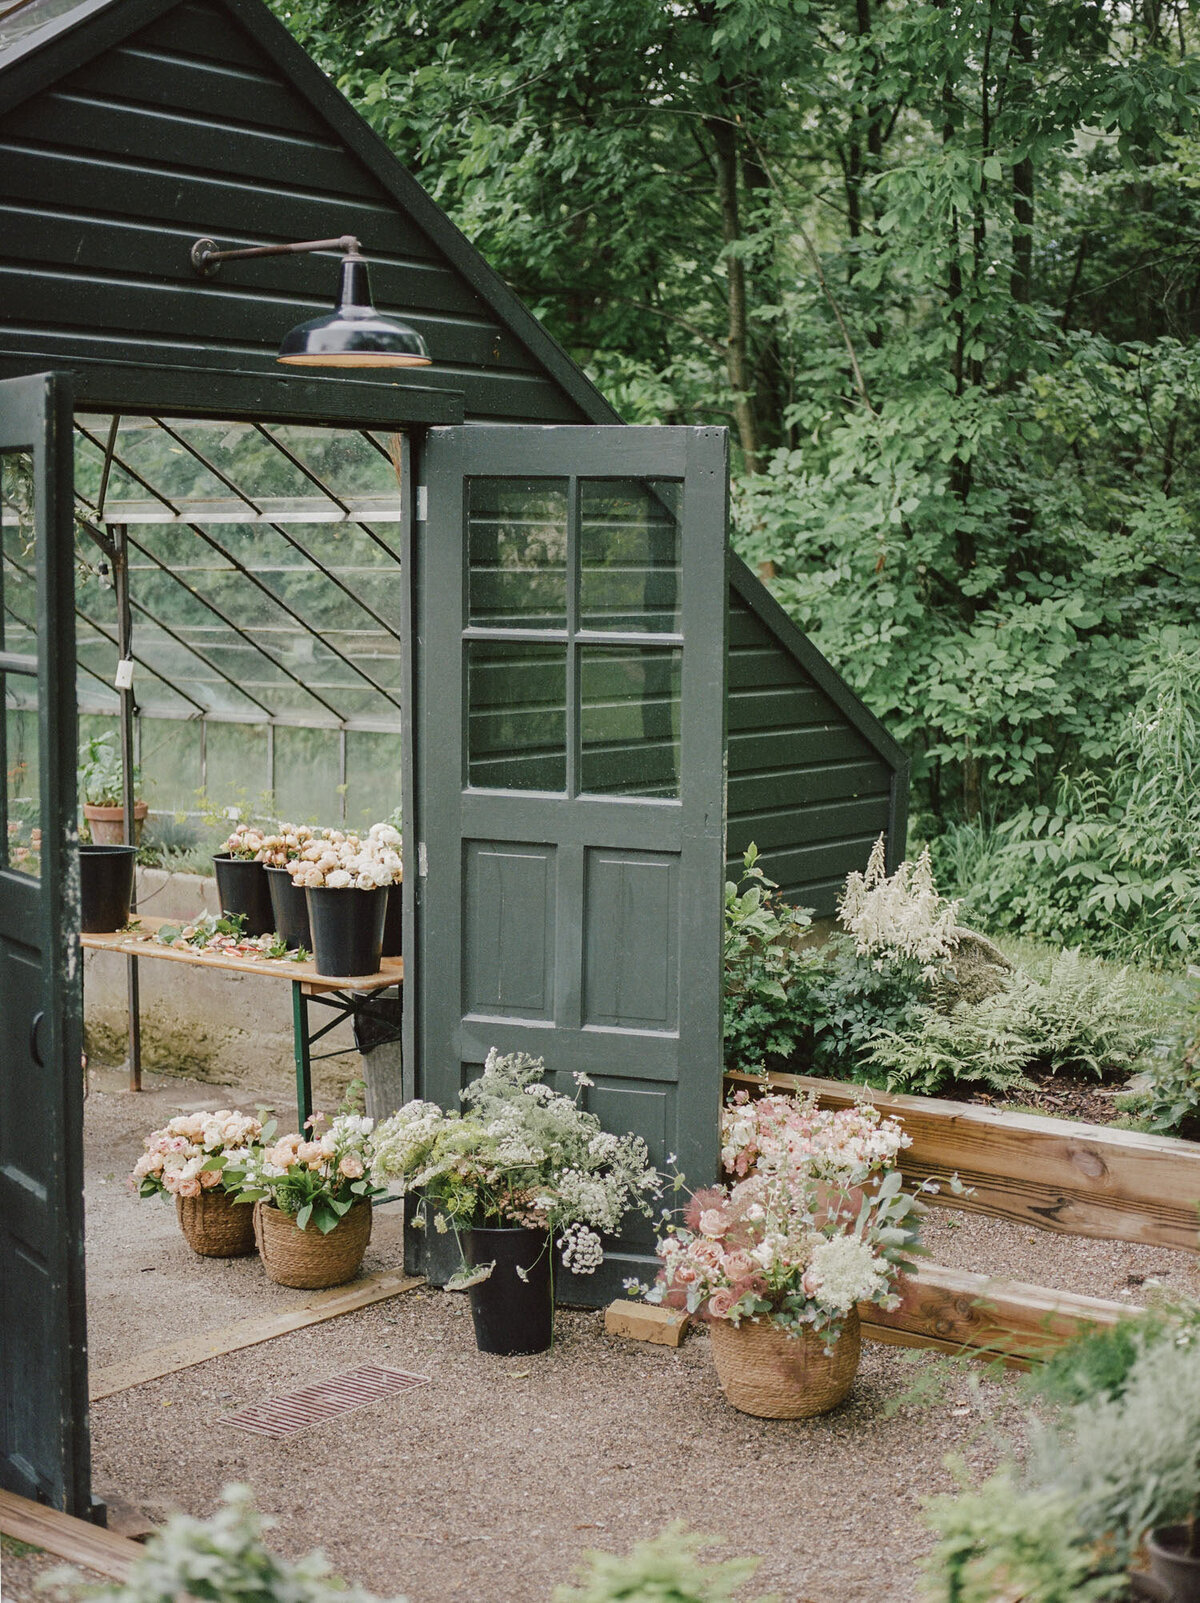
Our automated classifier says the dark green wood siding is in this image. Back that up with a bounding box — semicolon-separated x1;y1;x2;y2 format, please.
725;591;897;915
0;0;589;423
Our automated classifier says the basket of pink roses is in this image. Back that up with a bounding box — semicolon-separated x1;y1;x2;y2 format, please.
643;1091;924;1419
130;1109;264;1257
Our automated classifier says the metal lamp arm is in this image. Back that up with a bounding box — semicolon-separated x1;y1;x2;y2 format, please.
190;234;361;276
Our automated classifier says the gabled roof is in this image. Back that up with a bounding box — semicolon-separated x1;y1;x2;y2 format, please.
0;0;621;425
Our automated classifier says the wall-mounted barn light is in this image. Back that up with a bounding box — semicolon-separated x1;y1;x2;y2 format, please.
189;234;432;369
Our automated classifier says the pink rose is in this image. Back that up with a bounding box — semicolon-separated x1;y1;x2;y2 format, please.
339;1155;364;1179
707;1288;737;1319
699;1208;729;1237
199;1168;222;1189
674;1264;697;1285
723;1250;756;1280
690;1240;724;1269
177;1178;201;1198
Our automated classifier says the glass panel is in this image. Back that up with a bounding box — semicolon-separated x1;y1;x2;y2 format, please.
580;479;681;634
345;730;402;832
468;640;567;792
274;726;341;825
4;702;40;876
204;721;269;811
580;646;682;799
468;478;568;630
140;718;201;814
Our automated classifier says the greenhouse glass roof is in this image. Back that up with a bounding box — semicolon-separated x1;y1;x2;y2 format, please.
3;415;406;731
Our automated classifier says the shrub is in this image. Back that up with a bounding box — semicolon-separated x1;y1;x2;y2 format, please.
553;1522;770;1603
722;845;816;1073
1117;967;1200;1135
865;995;1035;1097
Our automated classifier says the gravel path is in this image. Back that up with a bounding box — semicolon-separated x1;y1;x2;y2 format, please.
23;1065;1194;1603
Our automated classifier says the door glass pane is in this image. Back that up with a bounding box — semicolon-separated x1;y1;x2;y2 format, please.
580;645;682;798
468;640;567;792
4;701;40;876
580;480;681;633
468;478;568;630
2;449;40;875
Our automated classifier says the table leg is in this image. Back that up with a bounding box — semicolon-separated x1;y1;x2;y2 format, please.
292;983;312;1129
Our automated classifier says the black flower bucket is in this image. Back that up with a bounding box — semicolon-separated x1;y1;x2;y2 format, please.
212;854;273;937
464;1225;553;1356
79;844;138;933
305;884;387;977
265;865;311;950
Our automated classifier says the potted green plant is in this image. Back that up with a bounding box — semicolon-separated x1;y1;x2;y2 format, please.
373;1049;662;1356
129;1108;265;1257
78;732;146;843
225;1112;384;1288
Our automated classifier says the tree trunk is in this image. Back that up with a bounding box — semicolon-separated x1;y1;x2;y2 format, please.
707;112;760;473
1011;8;1034;305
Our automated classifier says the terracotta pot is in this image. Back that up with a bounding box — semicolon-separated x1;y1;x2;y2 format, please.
708;1309;861;1419
253;1199;371;1289
175;1188;256;1258
83;800;147;845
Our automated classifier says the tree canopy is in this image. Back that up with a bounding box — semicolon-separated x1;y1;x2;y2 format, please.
275;0;1200;956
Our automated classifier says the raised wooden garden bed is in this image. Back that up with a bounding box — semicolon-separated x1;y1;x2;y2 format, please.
726;1070;1200;1367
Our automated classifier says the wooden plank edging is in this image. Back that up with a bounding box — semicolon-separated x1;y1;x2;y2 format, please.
860;1262;1128;1368
727;1070;1200;1255
0;1489;142;1581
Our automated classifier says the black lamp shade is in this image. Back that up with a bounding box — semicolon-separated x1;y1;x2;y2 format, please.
277;254;431;368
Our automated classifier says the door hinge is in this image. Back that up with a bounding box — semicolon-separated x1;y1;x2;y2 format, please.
418;842;429;877
416;486;428;522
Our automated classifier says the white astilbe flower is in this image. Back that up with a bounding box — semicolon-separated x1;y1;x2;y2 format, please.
838;834;960;974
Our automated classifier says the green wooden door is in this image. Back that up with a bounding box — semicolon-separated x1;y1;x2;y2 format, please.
0;373;91;1514
415;425;728;1302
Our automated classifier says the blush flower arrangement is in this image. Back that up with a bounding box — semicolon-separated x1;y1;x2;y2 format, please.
224;1112;384;1233
720;1089;910;1184
220;823;267;861
372;1048;661;1278
256;823;317;866
645;1165;924;1348
129;1109;264;1199
286;825;401;891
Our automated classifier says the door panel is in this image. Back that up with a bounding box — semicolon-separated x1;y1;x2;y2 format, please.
0;372;90;1513
415;425;728;1302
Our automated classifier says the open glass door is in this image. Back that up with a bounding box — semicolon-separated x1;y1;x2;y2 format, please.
0;373;91;1514
415;424;728;1301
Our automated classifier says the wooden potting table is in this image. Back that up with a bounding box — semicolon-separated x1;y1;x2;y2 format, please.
81;915;403;1128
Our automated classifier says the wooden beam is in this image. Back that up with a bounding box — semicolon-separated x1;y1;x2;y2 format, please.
728;1071;1200;1255
0;1489;142;1581
89;1270;424;1400
860;1262;1128;1368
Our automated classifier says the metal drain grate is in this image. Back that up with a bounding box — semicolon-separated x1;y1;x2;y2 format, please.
222;1364;430;1438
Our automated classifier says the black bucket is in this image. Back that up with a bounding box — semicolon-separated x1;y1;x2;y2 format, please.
265;865;311;950
212;854;273;937
465;1225;553;1356
79;844;138;933
380;881;403;958
305;884;386;977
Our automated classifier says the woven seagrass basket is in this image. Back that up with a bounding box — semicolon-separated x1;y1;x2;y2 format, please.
175;1189;257;1258
709;1308;861;1419
253;1199;372;1289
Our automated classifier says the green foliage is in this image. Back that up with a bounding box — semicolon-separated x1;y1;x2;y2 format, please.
1030;1302;1200;1411
78;733;139;808
270;0;1200;965
922;1467;1117;1603
65;1484;407;1603
805;936;930;1081
865;994;1035;1098
722;845;816;1072
553;1522;771;1603
1117;967;1200;1135
924;1311;1200;1599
